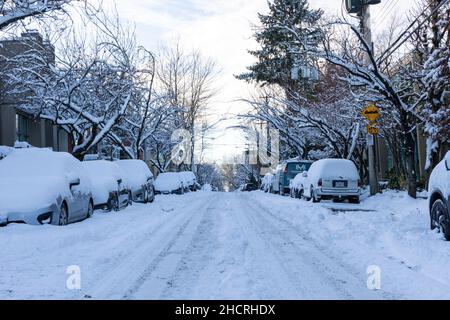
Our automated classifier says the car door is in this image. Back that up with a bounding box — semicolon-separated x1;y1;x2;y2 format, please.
68;158;91;221
117;180;129;207
66;171;84;221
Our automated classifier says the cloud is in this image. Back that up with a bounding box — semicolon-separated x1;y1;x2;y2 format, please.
108;0;413;161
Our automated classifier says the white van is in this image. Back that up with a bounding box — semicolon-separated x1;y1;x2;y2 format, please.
303;159;361;203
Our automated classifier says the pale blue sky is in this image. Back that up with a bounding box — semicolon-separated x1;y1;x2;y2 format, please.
106;0;413;162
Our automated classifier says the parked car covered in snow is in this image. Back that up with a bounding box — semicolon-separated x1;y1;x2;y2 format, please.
272;160;313;195
303;159;361;203
0;148;94;226
179;171;198;191
115;159;155;203
429;151;450;240
154;172;185;195
261;173;274;193
290;171;308;199
82;160;131;211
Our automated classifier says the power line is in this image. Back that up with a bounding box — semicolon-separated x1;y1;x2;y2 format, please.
373;0;394;25
378;0;449;64
373;0;400;31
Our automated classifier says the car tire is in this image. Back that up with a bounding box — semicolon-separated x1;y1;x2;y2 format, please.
431;199;450;241
299;189;304;199
58;202;69;226
128;192;133;206
111;195;120;212
86;200;94;219
349;197;360;204
148;187;155;203
143;188;149;204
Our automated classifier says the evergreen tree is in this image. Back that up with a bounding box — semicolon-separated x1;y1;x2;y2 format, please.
237;0;323;94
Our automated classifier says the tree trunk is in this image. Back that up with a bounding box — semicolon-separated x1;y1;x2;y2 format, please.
405;131;417;198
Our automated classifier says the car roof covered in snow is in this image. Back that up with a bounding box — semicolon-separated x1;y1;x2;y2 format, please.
115;159;153;188
154;172;183;191
0;148;92;213
307;159;359;180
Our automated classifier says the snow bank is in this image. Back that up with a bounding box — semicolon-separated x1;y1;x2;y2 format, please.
251;189;450;299
13;141;33;149
201;184;212;192
0;146;13;160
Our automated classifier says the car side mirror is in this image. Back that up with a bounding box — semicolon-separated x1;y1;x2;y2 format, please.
69;177;80;188
117;178;123;185
302;171;308;178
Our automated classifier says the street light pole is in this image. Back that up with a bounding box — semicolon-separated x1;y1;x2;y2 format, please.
360;3;379;196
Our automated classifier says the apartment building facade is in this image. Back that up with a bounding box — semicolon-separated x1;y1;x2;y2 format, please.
0;31;70;152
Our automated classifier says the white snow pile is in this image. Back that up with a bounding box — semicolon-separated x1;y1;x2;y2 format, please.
201;183;212;192
261;173;274;190
13;141;33;149
307;158;360;181
154;172;183;192
0;148;91;213
82;160;129;205
251;189;450;299
290;172;307;191
0;145;13;159
115;160;153;192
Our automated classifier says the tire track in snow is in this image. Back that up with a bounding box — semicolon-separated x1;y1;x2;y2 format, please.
86;194;217;299
158;193;294;299
239;193;384;299
229;194;312;298
123;194;221;299
156;196;222;299
249;193;450;299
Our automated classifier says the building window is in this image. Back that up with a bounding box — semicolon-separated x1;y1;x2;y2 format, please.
16;114;29;142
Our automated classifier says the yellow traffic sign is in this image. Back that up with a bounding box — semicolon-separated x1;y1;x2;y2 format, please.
362;103;381;122
367;124;379;135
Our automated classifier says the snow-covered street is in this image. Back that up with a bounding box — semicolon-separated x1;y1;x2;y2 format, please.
2;190;449;300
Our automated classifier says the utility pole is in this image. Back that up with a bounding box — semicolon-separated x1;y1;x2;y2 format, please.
360;3;379;195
